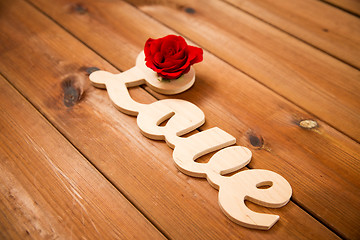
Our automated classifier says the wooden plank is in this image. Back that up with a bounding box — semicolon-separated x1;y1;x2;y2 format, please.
23;0;360;239
124;0;360;141
0;0;342;239
222;0;360;68
0;76;165;239
322;0;360;16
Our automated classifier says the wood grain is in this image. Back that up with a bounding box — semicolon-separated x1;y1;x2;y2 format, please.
23;0;360;239
125;0;360;142
223;0;360;68
0;0;341;239
0;76;164;239
322;0;360;16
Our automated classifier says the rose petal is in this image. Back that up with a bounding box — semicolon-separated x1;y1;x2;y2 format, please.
144;38;163;62
157;47;187;69
158;70;183;79
153;52;164;66
145;60;158;72
161;40;177;57
150;40;162;55
161;35;187;56
181;65;191;75
187;46;203;64
157;56;187;69
170;48;186;60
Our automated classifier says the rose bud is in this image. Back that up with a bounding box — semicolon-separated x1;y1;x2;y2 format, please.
144;35;203;80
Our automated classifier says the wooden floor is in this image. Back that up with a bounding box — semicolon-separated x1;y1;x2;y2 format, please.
0;0;359;239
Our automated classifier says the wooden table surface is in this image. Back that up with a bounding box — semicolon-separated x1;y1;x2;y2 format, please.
1;0;359;239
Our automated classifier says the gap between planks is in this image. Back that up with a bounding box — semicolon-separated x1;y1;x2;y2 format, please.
320;0;360;17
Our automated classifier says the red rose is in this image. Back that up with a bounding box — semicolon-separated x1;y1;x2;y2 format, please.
144;35;203;80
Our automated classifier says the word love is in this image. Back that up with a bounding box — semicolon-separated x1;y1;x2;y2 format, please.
89;51;292;230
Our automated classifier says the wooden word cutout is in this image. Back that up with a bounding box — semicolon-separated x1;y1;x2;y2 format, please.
89;51;292;230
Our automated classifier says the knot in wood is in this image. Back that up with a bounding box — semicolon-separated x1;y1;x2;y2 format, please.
184;7;196;14
63;86;79;107
72;3;88;14
61;76;83;107
299;120;318;129
247;130;264;149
